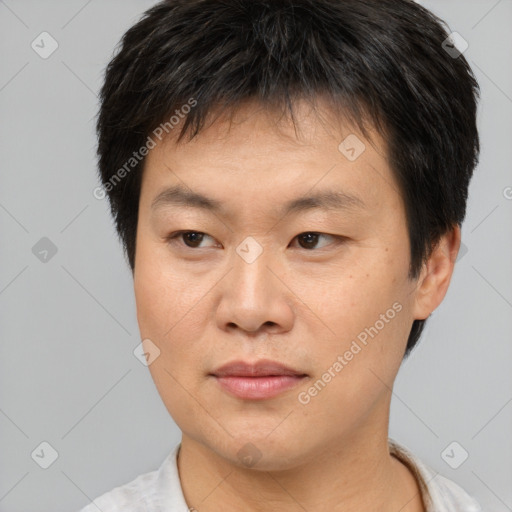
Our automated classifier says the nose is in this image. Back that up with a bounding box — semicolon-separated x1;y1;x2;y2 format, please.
215;248;295;336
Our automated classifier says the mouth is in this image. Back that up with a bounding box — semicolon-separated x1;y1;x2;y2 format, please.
210;360;308;400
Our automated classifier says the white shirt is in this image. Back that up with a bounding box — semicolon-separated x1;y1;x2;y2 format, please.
78;438;482;511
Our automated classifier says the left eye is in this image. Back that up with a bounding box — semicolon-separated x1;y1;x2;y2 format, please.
291;232;337;250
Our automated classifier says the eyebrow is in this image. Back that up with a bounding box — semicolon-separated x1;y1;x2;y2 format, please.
151;184;366;217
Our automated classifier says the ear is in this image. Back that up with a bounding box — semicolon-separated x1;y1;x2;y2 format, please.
412;225;461;320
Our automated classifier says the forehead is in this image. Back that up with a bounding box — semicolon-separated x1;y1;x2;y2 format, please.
141;99;401;220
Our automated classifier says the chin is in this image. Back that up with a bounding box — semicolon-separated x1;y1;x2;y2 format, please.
203;430;315;472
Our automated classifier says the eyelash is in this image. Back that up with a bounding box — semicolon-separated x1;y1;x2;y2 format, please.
165;231;345;251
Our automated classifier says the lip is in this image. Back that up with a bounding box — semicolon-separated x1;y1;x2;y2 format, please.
210;359;307;400
213;359;305;378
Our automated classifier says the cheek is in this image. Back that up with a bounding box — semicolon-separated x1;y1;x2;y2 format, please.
303;261;412;385
133;254;209;421
307;266;401;337
134;264;170;339
135;270;205;353
134;235;200;337
295;300;409;433
134;251;224;400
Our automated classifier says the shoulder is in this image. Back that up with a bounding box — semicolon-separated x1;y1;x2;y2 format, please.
77;444;188;512
78;467;160;512
388;438;482;512
427;472;482;512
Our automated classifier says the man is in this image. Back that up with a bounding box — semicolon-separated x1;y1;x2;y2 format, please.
82;0;481;510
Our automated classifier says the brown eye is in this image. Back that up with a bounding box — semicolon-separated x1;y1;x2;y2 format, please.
181;232;205;248
294;232;336;250
167;231;217;249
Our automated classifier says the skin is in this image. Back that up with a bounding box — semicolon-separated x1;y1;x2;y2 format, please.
133;99;461;512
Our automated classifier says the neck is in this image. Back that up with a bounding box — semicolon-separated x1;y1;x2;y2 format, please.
177;423;424;512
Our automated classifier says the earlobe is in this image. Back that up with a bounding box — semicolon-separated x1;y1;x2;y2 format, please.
412;226;461;320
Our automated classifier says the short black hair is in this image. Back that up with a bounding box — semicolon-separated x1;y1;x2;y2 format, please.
96;0;480;357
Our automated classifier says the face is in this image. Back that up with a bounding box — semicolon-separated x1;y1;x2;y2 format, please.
134;100;427;470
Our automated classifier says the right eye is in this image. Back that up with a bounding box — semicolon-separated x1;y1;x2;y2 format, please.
165;231;219;249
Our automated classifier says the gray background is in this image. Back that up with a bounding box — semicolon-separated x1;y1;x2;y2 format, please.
0;1;511;511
